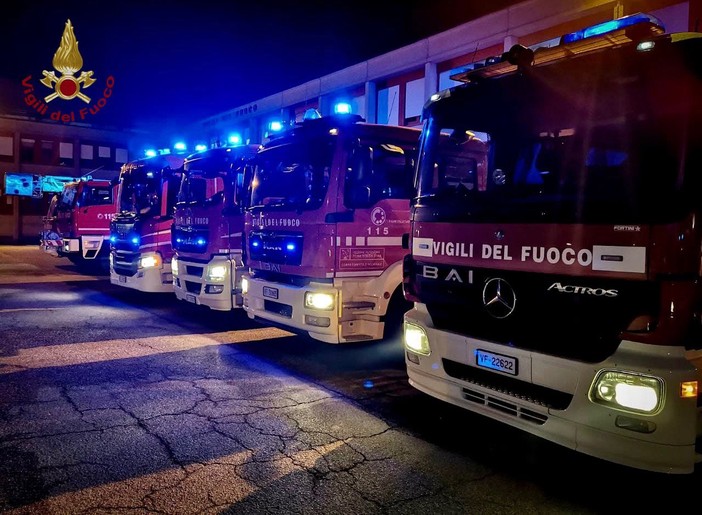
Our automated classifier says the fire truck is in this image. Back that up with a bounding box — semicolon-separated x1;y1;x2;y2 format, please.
42;178;116;267
241;113;420;343
109;154;185;292
171;145;260;310
401;13;702;474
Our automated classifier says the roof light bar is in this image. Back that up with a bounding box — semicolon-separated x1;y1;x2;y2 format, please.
450;12;665;84
561;12;664;44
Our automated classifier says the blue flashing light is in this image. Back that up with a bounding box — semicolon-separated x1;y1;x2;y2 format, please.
109;235;117;244
146;171;154;178
363;380;374;389
174;142;187;151
269;121;283;132
144;149;157;158
333;102;352;115
285;242;296;252
303;108;322;120
228;133;242;145
130;236;140;246
196;238;207;246
251;239;261;248
561;13;664;44
195;144;207;152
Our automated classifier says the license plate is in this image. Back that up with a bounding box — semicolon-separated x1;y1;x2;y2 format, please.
118;275;127;283
475;349;518;375
186;294;196;303
263;286;278;299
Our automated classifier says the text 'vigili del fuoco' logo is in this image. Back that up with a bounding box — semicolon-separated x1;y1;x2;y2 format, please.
21;19;114;123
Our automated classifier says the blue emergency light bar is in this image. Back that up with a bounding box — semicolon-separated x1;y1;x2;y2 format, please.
561;12;664;43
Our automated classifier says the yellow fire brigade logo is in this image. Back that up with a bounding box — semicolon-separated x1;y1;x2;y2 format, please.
40;19;95;103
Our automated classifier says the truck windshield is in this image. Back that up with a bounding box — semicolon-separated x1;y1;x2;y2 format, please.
118;173;160;215
177;170;224;205
416;46;702;224
249;136;334;211
79;185;113;207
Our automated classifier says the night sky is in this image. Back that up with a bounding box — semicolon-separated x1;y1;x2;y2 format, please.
4;0;519;136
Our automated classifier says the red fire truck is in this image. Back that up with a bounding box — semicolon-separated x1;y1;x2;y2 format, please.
41;178;117;267
241;113;420;343
109;154;185;292
171;145;260;310
402;13;701;473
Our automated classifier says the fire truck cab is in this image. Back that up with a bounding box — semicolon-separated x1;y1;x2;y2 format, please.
402;13;702;474
47;178;116;266
241;113;420;343
171;144;260;310
109;154;185;292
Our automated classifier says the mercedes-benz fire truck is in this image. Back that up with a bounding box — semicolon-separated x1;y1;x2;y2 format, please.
43;178;116;267
241;114;420;343
402;13;701;474
171;145;260;310
109;155;185;292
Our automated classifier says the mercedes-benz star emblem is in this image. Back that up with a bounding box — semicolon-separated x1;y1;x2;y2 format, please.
482;277;517;319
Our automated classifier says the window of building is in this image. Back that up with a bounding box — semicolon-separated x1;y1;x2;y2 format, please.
20;138;35;163
0;135;13;163
97;145;111;167
59;142;74;167
40;140;56;165
404;78;424;125
115;148;128;164
80;144;94;167
377;85;400;126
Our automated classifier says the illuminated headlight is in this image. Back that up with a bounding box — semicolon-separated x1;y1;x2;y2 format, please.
304;291;335;310
241;276;249;295
109;252;114;268
171;256;179;276
206;264;227;282
590;370;663;414
139;253;162;269
404;322;430;356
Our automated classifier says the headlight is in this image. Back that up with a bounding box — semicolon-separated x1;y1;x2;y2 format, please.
139;253;162;269
241;276;249;295
590;370;663;414
171;256;179;276
304;291;335;310
404;322;430;356
206;264;227;282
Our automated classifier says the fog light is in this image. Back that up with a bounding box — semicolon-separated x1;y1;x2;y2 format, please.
305;315;330;327
206;264;227;282
304;291;335;310
404;322;430;356
590;370;662;414
206;284;224;294
139;254;162;269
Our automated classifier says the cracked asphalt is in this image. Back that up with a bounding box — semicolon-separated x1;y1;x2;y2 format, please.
0;245;697;514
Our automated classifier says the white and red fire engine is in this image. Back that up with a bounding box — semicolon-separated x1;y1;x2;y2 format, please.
109;154;185;292
171;145;260;310
402;13;701;474
42;178;117;267
241;113;420;343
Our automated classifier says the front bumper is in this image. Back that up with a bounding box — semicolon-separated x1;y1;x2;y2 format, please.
403;305;701;474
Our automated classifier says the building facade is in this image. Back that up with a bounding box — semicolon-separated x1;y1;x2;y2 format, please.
191;0;700;147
